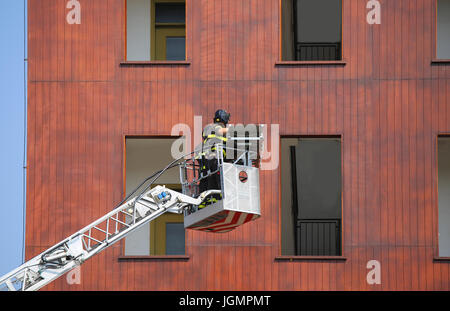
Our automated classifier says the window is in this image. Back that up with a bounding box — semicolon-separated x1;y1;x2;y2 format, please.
281;137;342;256
281;0;342;61
126;0;186;61
437;0;450;59
124;138;185;256
165;223;186;255
438;136;450;257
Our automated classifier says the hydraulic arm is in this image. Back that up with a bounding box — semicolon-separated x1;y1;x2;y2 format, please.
0;184;219;291
0;130;264;291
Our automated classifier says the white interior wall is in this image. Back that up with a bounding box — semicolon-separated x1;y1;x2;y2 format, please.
127;0;151;61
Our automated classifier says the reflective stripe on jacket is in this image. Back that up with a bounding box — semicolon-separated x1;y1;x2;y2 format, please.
201;123;227;158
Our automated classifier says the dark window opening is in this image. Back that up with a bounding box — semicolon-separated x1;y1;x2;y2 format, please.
155;2;185;23
281;0;342;61
165;223;186;255
281;138;342;256
438;136;450;257
165;37;186;60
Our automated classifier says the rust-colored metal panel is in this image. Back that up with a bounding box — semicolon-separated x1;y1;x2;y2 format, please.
25;0;450;290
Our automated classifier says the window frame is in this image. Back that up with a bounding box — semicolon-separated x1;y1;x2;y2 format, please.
276;0;346;66
118;135;190;262
151;0;186;61
276;135;346;261
154;26;186;61
122;0;190;66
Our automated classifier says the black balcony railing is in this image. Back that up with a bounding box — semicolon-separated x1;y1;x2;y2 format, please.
295;219;341;256
295;42;341;61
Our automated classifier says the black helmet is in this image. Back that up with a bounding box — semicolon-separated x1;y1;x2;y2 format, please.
214;109;230;125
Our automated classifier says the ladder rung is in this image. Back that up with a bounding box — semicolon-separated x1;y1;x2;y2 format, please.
82;234;103;246
109;216;130;228
119;210;133;217
92;226;111;236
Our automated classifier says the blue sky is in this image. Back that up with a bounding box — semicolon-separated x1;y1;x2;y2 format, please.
0;1;26;276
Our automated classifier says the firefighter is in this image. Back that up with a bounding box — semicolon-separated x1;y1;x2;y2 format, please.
198;109;230;208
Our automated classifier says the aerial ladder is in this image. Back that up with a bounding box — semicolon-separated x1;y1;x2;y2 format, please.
0;125;264;291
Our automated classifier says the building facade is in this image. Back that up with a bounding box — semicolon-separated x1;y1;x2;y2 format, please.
26;0;450;290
